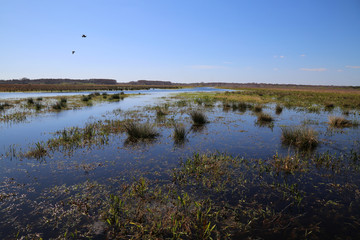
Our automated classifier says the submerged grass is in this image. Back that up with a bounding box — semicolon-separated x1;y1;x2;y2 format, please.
103;178;217;239
270;153;308;174
5;146;360;239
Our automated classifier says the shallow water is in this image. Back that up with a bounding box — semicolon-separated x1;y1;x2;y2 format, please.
0;87;360;239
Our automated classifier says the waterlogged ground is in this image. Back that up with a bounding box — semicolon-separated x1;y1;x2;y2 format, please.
0;87;360;239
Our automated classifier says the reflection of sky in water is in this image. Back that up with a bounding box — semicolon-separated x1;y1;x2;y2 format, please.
0;87;359;193
0;87;226;149
0;87;227;100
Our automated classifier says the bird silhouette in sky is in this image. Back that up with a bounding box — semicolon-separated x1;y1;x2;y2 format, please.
72;35;86;54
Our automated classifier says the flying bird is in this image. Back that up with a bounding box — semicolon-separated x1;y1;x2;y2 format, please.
72;51;75;54
82;34;87;38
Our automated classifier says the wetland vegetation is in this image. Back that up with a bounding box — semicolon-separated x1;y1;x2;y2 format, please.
0;87;360;239
0;92;130;124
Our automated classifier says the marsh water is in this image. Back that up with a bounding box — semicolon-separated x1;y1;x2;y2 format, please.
1;87;360;239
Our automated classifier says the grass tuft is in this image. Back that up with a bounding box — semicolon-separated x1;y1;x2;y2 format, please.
257;112;273;123
173;123;187;142
253;105;263;113
35;102;42;111
124;121;159;140
27;98;34;105
281;126;319;150
26;142;48;159
328;116;353;128
155;104;169;117
189;110;208;125
275;104;283;114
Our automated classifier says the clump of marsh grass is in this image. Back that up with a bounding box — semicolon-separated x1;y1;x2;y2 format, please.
52;102;62;110
257;112;273;123
275;104;283;115
27;98;34;105
306;105;320;114
328;116;353;128
324;103;335;110
189;110;208;125
237;102;248;112
26;142;48;159
222;101;231;112
173;123;187;143
36;97;43;101
281;126;319;150
253;105;263;113
35;102;42;111
124;121;158;140
82;95;91;102
60;97;67;104
155;104;169;117
109;93;123;100
52;99;67;110
176;100;187;107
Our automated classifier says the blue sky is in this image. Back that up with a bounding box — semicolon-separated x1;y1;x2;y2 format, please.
1;0;359;85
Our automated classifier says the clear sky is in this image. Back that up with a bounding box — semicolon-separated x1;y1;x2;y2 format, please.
1;0;359;85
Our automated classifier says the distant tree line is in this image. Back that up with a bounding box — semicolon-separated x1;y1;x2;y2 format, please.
0;78;117;85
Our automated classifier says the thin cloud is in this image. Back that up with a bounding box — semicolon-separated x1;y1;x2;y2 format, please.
337;69;344;72
273;68;279;71
274;55;285;59
300;54;306;57
300;68;327;72
279;55;285;58
190;65;226;69
345;66;360;69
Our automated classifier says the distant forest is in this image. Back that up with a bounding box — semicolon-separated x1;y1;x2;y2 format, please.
0;78;117;85
1;78;359;90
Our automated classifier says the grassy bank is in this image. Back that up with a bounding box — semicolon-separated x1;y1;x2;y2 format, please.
175;88;360;110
